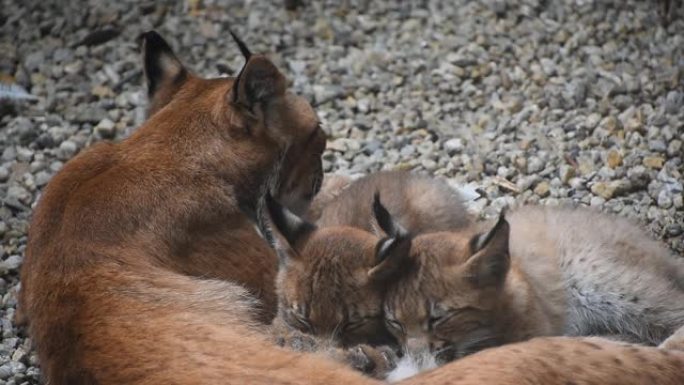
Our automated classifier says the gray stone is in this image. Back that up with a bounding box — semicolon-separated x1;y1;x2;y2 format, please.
0;364;11;380
517;175;540;191
2;146;16;162
668;140;682;157
15;147;33;163
657;190;673;209
444;138;464;155
0;166;9;182
23;51;45;72
527;157;544;174
57;140;78;160
648;140;667;153
6;186;30;204
95;118;116;139
665;90;683;114
0;255;22;273
35;171;52;187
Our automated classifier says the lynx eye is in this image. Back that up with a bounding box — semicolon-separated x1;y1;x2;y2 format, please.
342;320;361;333
384;317;405;336
342;316;373;333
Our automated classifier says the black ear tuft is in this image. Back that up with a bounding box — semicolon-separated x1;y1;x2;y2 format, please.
372;192;408;238
139;31;187;113
229;29;252;61
229;29;251;106
228;32;286;110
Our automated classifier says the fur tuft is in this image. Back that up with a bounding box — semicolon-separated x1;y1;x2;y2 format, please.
386;350;437;382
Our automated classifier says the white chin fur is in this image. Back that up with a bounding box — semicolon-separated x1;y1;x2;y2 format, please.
386;351;437;383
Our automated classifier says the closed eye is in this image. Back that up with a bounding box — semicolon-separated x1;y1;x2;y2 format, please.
384;318;405;336
430;306;482;330
343;321;363;333
343;316;376;333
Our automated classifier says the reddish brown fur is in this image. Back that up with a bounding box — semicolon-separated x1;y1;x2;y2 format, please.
19;33;328;385
402;337;684;385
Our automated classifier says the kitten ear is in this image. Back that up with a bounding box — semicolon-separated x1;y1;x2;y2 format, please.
368;235;412;283
368;194;412;281
139;31;188;115
258;193;316;266
371;192;408;238
229;31;286;110
466;211;510;287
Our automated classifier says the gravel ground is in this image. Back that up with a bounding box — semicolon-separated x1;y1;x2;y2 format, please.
1;0;683;383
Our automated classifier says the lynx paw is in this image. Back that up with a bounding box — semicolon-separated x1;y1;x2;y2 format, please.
344;344;398;379
274;329;318;353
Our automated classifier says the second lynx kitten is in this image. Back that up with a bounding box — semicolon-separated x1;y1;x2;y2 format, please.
378;205;684;363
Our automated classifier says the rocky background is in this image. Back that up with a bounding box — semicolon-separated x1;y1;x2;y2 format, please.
1;0;683;383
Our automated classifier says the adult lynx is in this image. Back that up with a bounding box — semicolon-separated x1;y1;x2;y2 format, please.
19;31;330;385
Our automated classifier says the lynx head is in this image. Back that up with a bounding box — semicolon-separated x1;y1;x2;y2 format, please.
380;212;511;364
258;193;410;348
139;31;325;215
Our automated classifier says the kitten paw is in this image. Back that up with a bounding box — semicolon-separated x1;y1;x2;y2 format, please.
275;330;318;353
344;344;398;379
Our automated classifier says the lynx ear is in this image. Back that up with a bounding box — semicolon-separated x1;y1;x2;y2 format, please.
229;32;286;110
371;192;408;238
466;212;510;287
368;236;412;282
139;31;187;114
259;193;316;266
368;193;412;282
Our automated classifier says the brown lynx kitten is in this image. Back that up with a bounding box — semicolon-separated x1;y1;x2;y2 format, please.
260;171;471;349
377;205;684;364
